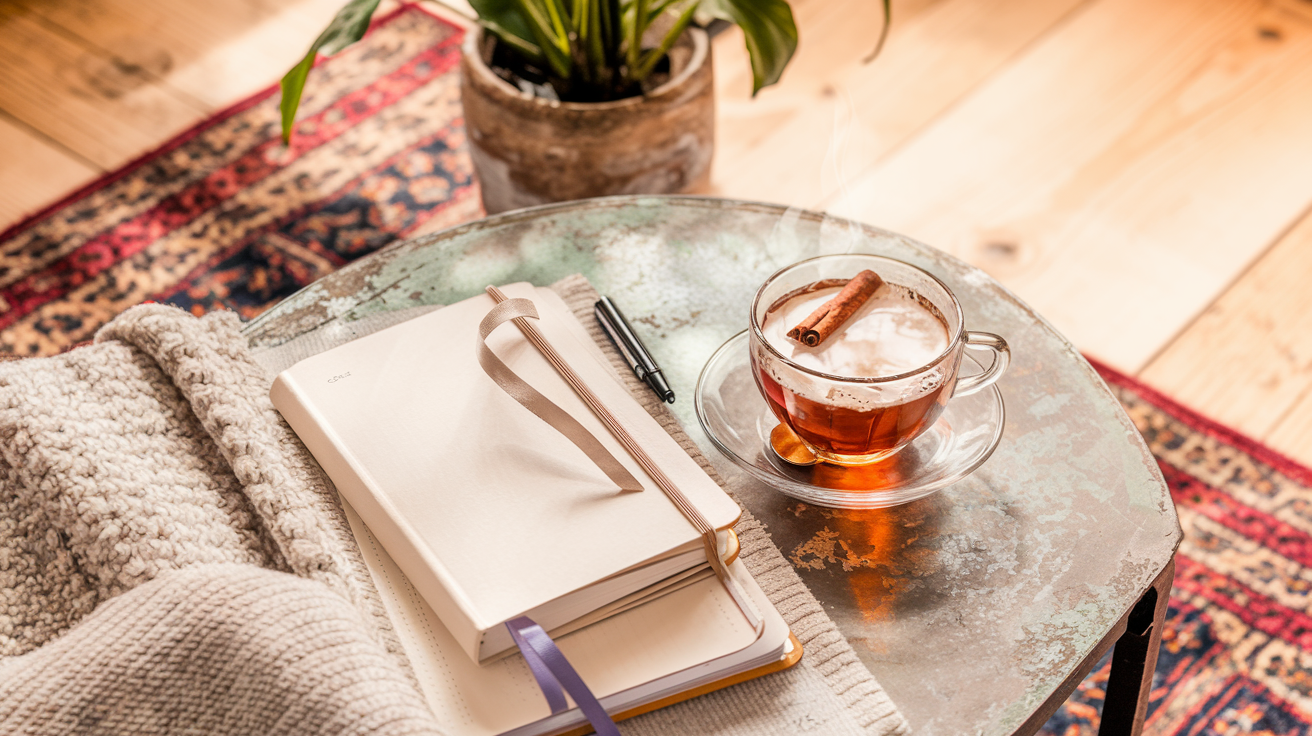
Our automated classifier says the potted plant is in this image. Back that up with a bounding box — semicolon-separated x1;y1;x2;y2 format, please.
279;0;888;213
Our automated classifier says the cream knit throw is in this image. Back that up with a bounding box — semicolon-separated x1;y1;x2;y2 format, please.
0;278;908;736
0;564;439;735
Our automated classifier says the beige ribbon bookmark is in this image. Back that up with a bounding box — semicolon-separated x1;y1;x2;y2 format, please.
479;297;642;492
478;286;763;635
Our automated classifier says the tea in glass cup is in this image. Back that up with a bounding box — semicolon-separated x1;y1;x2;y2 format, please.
749;254;1009;466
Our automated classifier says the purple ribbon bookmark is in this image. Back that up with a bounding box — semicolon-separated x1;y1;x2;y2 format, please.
506;616;621;736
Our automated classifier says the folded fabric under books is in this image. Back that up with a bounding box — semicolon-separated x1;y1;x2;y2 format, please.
272;283;799;736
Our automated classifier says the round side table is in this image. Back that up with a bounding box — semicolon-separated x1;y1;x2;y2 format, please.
246;196;1181;736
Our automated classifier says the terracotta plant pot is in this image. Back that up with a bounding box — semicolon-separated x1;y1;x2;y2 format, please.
459;26;714;214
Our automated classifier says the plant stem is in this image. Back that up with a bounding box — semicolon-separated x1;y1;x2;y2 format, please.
571;0;586;33
627;0;648;76
483;19;547;62
515;0;572;77
632;0;696;81
600;0;621;78
643;0;680;27
586;0;607;85
541;0;570;46
571;0;592;83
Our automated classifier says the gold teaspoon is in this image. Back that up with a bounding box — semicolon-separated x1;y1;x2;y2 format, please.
769;424;818;466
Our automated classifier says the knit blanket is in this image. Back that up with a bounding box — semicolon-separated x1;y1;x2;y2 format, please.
0;277;908;736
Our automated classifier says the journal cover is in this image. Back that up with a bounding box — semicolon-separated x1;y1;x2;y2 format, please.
271;283;744;662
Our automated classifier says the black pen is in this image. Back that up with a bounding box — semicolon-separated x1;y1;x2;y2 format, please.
594;296;675;404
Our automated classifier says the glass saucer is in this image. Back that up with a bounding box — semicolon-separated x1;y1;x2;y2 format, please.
694;331;1006;509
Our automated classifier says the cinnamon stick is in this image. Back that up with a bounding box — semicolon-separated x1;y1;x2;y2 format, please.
786;270;884;347
764;278;851;316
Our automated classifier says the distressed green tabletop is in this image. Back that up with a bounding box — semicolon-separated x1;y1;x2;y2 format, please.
245;196;1182;735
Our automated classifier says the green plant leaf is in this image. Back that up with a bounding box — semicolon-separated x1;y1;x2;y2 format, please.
279;0;382;144
467;0;550;66
469;0;538;44
862;0;891;63
480;18;547;61
700;0;797;95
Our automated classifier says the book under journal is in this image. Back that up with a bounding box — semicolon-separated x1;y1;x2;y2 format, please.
271;283;799;736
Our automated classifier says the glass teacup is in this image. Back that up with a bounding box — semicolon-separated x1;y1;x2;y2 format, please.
750;254;1009;466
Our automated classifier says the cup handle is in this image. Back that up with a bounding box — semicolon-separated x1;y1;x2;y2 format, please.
953;332;1010;397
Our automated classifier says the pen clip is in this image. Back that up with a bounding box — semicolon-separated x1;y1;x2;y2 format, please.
598;305;648;377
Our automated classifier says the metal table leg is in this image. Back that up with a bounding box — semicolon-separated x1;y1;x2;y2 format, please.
1099;558;1175;736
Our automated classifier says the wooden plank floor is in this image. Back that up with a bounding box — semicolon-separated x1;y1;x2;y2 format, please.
0;0;1308;466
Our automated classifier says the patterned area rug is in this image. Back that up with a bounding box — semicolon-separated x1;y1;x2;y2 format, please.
0;4;479;357
3;4;1310;732
1041;362;1312;736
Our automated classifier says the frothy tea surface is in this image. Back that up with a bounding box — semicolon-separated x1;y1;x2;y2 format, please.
763;285;949;377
